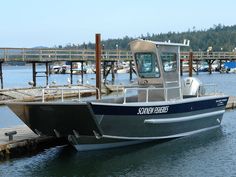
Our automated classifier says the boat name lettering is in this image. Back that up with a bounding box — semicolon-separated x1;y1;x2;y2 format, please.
216;98;227;103
216;98;227;106
137;106;169;115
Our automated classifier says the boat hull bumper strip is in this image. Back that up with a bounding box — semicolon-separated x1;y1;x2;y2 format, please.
74;140;150;151
102;125;220;140
74;125;220;151
144;110;225;124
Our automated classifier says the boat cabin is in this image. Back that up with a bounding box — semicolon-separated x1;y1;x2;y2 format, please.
129;39;189;101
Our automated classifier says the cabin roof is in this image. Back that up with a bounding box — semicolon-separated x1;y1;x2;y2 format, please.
130;39;190;47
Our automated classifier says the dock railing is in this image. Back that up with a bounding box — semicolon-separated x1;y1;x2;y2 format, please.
0;48;236;62
0;48;133;62
42;87;101;102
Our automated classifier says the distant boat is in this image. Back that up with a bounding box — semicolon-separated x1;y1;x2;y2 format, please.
223;61;236;73
50;63;87;74
50;65;61;74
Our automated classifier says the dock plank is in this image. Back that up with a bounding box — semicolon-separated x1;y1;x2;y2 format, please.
0;125;68;160
0;125;38;144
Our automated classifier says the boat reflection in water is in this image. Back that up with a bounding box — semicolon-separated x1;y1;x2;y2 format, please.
6;39;229;151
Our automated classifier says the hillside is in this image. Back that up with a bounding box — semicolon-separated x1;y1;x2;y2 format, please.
63;24;236;51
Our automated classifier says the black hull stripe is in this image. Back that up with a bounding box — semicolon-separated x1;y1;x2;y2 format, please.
91;97;228;115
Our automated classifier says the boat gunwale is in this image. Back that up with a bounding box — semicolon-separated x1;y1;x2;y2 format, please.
5;95;228;107
90;95;229;107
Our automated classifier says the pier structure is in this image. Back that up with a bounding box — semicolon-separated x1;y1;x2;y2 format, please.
0;47;236;87
181;51;236;76
0;47;134;87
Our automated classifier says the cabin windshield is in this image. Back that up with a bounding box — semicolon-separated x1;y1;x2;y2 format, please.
161;52;177;72
135;53;160;78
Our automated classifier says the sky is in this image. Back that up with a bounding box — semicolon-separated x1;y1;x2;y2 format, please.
0;0;235;47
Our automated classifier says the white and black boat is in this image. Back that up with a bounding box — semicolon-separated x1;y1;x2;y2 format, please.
6;39;229;151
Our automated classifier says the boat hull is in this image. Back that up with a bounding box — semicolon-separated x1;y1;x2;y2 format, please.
6;95;228;151
90;96;228;139
68;135;152;151
7;102;102;137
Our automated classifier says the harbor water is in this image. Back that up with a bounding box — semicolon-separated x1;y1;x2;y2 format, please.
1;66;236;176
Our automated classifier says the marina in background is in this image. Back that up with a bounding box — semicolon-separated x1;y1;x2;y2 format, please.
0;44;236;89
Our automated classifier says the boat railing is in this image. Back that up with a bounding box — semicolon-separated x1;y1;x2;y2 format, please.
42;87;101;102
198;84;219;97
123;86;182;103
123;84;221;103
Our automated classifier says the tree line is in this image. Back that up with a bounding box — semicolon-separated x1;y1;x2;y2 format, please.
60;24;236;52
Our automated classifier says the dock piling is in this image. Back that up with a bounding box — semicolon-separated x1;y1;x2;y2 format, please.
45;62;49;85
81;61;84;84
70;61;73;84
129;61;133;80
95;33;101;99
0;62;3;89
189;51;193;77
32;62;36;87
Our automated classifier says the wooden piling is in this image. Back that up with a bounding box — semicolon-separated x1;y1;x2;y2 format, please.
189;51;193;77
45;62;49;85
103;61;106;79
32;62;36;87
81;61;84;84
0;62;3;89
219;60;222;72
95;34;101;99
207;60;215;74
70;61;73;84
196;60;199;75
111;61;115;82
129;61;133;80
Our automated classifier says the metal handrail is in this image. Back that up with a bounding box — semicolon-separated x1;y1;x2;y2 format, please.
197;84;217;97
123;86;182;103
42;87;101;102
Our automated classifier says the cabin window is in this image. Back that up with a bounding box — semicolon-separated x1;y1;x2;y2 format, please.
135;53;160;78
161;53;177;72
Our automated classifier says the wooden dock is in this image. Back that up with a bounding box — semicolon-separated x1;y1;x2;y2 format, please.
0;125;68;160
0;84;104;105
226;96;236;109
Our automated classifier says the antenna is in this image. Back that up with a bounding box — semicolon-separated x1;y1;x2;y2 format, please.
184;39;186;44
187;40;190;46
183;39;190;46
